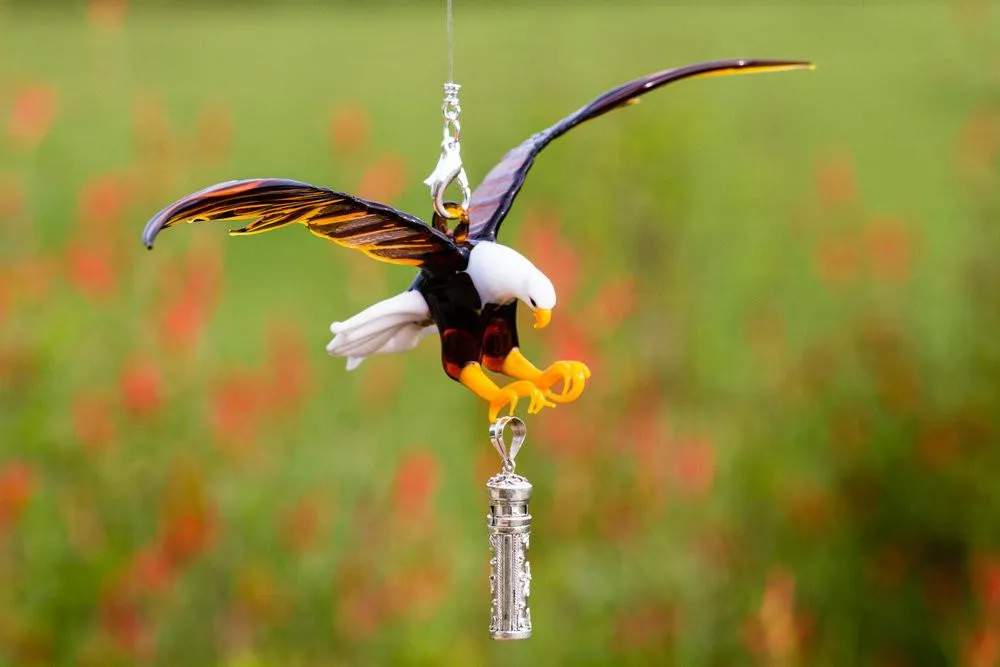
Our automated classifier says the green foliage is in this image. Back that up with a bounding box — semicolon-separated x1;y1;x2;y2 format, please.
1;2;999;666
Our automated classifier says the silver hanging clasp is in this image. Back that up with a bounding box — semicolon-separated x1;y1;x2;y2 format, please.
424;82;470;218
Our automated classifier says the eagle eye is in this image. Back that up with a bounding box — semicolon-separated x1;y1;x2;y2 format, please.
529;298;537;308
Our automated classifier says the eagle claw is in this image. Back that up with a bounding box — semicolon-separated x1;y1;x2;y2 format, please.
537;360;592;404
489;380;557;422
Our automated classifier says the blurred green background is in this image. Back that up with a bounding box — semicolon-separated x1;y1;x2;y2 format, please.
2;0;1000;665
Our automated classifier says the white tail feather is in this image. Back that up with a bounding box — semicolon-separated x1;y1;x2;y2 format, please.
327;291;436;369
332;311;425;345
331;291;428;333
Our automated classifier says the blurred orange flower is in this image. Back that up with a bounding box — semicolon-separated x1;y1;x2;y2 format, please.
549;319;599;379
78;174;128;231
158;461;216;566
119;359;162;417
210;370;265;450
744;568;806;662
356;154;407;204
963;551;1000;667
337;580;383;640
971;552;1000;613
863;216;914;283
965;626;1000;667
814;152;857;208
68;177;126;303
99;593;149;656
0;462;36;533
671;435;715;499
66;242;116;301
127;545;176;593
329;105;371;155
158;240;223;352
584;276;637;333
87;0;128;31
160;502;215;566
7;83;59;150
392;449;439;520
161;295;208;351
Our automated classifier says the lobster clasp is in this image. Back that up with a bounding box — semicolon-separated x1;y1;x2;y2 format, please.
424;81;470;219
424;140;470;218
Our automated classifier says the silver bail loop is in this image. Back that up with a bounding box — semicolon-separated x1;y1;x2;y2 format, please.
489;416;527;473
424;82;471;217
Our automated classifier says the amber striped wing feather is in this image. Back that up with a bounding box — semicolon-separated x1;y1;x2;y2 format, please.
142;178;463;268
468;58;813;242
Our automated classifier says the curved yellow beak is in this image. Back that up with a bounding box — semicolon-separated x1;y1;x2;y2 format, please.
533;308;552;329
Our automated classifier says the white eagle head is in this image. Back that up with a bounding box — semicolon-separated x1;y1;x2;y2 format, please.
467;242;557;329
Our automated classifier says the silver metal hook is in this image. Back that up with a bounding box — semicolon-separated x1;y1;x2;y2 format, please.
424;82;471;218
489;416;527;473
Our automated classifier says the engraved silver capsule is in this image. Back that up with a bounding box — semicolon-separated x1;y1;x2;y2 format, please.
487;417;532;640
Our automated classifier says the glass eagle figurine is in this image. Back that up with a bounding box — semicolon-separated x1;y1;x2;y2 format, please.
142;59;812;422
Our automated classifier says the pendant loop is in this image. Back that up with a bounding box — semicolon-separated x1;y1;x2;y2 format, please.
489;416;527;473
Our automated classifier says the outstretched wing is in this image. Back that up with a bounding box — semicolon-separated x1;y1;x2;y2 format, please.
142;178;464;269
467;58;813;242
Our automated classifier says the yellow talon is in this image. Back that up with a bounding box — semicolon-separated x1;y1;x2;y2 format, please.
537;360;591;404
460;363;556;422
487;381;555;421
496;350;591;407
488;386;521;422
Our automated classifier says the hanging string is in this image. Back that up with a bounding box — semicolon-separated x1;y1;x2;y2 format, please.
447;0;454;82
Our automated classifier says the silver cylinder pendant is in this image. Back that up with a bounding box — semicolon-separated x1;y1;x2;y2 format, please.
487;417;532;640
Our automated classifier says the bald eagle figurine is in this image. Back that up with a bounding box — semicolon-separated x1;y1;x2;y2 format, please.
142;58;812;421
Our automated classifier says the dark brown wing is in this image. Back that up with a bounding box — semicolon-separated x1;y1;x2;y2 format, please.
142;178;463;269
467;58;813;242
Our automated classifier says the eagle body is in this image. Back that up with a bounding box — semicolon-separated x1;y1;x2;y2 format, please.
328;241;555;381
140;58;811;420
